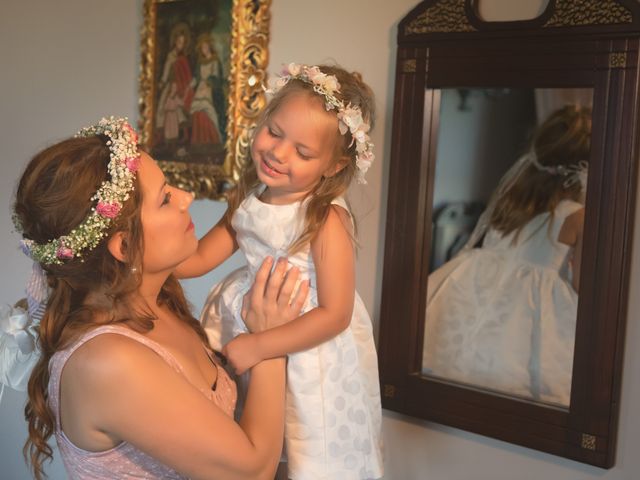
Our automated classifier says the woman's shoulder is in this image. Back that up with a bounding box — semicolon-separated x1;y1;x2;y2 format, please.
64;327;161;377
60;326;185;404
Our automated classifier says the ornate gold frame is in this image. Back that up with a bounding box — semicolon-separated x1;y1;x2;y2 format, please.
138;0;271;200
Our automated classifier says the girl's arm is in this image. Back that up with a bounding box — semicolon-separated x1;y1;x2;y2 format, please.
558;207;585;292
175;211;238;279
224;206;355;373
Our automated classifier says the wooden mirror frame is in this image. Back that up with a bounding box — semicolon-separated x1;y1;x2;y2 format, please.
377;0;640;468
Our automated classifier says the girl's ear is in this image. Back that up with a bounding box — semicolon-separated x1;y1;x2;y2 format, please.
107;231;127;263
324;155;351;178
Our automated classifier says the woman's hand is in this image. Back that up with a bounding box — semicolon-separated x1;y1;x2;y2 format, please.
240;257;309;334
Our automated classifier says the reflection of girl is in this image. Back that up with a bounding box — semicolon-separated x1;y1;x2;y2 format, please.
156;23;194;145
423;105;591;406
190;34;223;146
163;81;185;145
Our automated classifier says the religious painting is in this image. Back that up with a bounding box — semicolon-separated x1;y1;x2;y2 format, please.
139;0;271;199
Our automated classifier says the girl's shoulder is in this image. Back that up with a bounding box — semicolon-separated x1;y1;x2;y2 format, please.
554;199;584;220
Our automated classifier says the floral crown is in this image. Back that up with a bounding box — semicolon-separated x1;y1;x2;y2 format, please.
265;63;375;184
528;151;588;189
16;117;141;265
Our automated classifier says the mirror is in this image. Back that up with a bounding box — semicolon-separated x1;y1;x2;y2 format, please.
422;88;592;408
377;0;640;468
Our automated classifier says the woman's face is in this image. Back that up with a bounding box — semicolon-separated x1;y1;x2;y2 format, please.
175;34;186;52
137;152;197;274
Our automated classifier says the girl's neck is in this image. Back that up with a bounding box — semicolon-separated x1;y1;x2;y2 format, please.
260;186;312;205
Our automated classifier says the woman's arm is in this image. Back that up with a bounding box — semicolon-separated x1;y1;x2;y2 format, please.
224;206;355;373
66;258;306;480
175;211;238;279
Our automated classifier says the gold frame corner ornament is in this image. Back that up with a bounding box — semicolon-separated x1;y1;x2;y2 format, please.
581;433;597;451
383;384;397;398
609;52;627;68
544;0;633;28
402;59;417;73
138;0;271;200
405;0;475;35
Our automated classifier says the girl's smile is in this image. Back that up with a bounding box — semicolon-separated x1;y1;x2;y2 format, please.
259;153;286;177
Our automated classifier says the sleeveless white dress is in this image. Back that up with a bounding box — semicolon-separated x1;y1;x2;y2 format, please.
201;188;384;480
422;200;583;406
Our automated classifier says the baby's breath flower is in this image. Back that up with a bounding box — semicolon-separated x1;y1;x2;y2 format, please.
16;117;140;265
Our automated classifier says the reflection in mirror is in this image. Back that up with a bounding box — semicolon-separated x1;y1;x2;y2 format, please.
422;88;593;407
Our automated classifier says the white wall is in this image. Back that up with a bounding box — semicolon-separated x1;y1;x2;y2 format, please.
1;1;639;479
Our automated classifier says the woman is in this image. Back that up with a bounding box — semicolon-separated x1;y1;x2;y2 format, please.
10;117;307;479
156;23;194;148
190;33;224;147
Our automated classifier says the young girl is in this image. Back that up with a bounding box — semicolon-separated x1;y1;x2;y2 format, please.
422;105;591;406
177;64;384;479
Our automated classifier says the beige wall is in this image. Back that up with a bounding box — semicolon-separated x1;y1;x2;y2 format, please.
1;1;639;479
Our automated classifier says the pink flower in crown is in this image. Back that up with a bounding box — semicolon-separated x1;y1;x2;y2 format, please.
305;66;326;84
287;63;301;76
124;123;139;144
96;201;121;219
338;105;364;131
125;155;140;172
275;76;289;89
357;150;375;170
56;245;74;260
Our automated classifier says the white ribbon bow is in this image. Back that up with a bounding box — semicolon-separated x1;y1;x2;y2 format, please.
0;304;37;354
0;304;40;394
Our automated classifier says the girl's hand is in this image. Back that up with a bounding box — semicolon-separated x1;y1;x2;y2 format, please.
241;257;309;333
222;334;261;375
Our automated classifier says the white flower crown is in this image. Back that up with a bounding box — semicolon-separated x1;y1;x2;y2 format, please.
265;63;375;184
528;150;588;189
16;117;141;265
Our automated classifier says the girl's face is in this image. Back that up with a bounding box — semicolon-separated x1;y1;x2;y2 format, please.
137;152;197;273
251;93;340;204
200;41;211;57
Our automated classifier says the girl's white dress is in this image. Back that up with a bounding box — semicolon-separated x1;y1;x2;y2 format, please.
422;199;583;406
201;189;384;480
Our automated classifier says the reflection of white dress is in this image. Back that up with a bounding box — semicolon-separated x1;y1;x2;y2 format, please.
422;200;583;406
201;189;384;480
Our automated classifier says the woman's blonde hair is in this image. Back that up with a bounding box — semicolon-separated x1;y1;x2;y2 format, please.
14;136;208;480
489;104;592;238
226;64;375;252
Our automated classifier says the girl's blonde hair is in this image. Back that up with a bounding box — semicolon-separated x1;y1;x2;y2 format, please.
226;64;375;252
489;104;592;238
14;137;208;480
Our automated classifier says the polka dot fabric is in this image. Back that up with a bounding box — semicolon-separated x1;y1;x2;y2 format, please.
202;189;384;479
